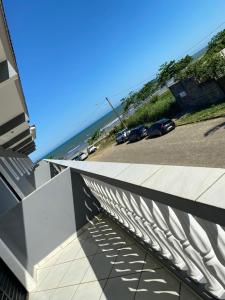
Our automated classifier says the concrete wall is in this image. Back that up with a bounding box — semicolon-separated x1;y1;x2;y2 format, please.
49;160;225;226
0;176;18;216
0;167;100;283
169;77;225;110
0;146;36;200
34;160;52;188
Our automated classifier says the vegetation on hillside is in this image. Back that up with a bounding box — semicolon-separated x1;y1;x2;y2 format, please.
179;53;225;82
121;79;157;113
88;129;101;145
94;30;225;146
116;91;176;129
157;55;193;87
207;29;225;55
178;30;225;82
176;102;225;125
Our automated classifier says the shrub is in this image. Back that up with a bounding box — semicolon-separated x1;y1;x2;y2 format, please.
125;91;179;128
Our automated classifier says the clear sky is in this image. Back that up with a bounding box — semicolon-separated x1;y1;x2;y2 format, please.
3;0;225;160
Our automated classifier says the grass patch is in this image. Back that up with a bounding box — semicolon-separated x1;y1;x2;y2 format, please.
125;90;179;128
176;102;225;125
95;134;115;150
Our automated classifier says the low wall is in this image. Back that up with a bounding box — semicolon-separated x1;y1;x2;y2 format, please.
48;160;225;300
169;77;225;110
0;146;35;200
0;167;100;290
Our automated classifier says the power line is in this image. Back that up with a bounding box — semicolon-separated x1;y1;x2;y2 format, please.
177;20;225;59
108;19;225;101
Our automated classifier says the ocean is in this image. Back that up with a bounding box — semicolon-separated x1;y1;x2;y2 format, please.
44;103;124;160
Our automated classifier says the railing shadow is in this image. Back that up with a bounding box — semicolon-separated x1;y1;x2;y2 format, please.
83;175;224;300
76;213;181;300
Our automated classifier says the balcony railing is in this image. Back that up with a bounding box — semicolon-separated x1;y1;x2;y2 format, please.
48;160;225;300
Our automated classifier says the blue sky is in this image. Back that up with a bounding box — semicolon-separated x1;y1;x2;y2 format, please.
4;0;225;160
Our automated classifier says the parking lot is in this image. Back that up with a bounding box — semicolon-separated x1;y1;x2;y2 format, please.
88;117;225;168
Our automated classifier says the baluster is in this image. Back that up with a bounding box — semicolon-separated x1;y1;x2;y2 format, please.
187;214;225;290
115;189;137;233
146;199;187;271
121;191;144;238
108;187;130;227
157;204;205;283
196;218;225;267
169;208;225;299
130;193;161;246
139;197;173;259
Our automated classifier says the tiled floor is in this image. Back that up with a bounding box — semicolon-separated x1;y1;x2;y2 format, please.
29;214;201;300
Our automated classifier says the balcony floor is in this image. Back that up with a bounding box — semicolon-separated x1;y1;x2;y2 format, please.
29;214;201;300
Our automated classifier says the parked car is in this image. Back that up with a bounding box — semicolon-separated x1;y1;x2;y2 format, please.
147;118;175;138
115;128;130;144
128;125;147;142
87;145;97;154
72;152;88;161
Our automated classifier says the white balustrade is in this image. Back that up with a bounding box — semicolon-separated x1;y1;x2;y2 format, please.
83;174;225;299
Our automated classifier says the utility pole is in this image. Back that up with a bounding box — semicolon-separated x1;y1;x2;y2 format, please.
105;97;127;128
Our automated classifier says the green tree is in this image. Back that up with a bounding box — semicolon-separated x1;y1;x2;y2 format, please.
88;129;101;145
207;29;225;55
179;53;225;82
157;55;193;87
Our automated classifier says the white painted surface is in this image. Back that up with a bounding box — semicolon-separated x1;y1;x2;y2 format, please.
0;238;36;292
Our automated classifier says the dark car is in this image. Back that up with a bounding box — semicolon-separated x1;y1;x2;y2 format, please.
147;118;175;138
128;125;147;142
115;129;130;144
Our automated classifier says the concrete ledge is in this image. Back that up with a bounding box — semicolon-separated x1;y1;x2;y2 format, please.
0;238;36;292
48;160;225;226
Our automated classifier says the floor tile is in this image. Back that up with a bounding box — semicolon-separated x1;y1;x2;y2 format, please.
37;262;71;291
36;268;51;286
72;280;106;300
180;283;202;300
142;253;161;271
29;290;54;300
59;257;93;286
100;273;141;300
135;268;180;300
50;285;78;300
81;252;116;283
38;251;63;269
75;237;99;259
110;244;146;277
55;240;82;264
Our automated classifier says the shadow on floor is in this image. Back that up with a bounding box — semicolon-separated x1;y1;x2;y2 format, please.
204;120;225;137
29;214;201;300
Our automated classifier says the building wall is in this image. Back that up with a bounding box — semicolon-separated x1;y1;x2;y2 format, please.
0;176;18;216
0;167;100;278
34;160;52;188
0;146;35;200
169;77;225;110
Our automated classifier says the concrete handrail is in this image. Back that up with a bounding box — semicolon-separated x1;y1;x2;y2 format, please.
47;159;225;299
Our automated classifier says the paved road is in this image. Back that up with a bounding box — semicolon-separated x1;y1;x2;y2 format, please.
89;117;225;168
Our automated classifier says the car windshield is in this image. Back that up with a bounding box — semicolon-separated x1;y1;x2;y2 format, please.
162;119;171;125
150;124;161;130
156;119;170;125
116;132;122;137
130;129;139;134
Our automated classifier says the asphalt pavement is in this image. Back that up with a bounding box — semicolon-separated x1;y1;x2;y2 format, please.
88;117;225;168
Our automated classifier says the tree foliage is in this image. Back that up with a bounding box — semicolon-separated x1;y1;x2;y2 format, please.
88;129;101;145
207;29;225;55
179;53;225;83
157;55;193;87
120;80;157;114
